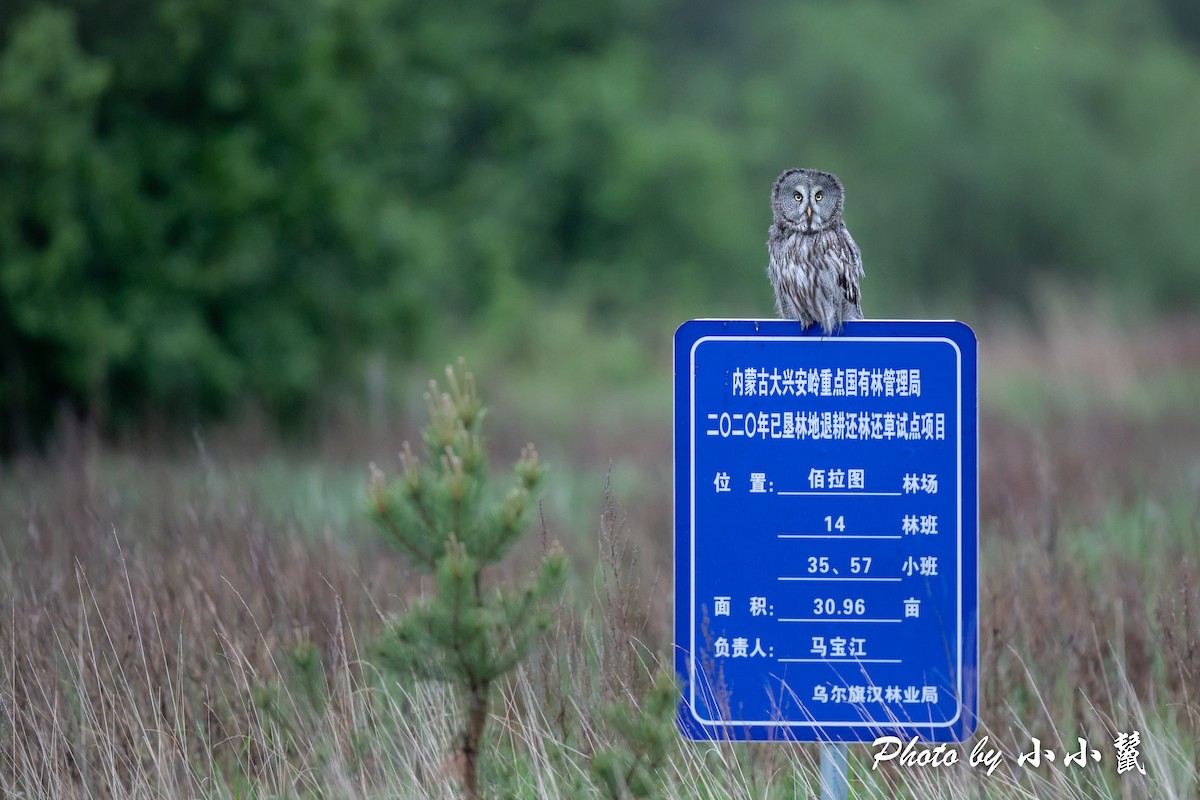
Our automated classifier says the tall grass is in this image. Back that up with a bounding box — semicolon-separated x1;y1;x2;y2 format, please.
2;311;1198;798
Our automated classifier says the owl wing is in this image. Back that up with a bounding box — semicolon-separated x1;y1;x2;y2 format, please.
835;225;864;314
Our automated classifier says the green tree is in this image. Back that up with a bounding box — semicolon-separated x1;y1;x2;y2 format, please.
0;0;422;448
0;7;112;447
369;361;567;800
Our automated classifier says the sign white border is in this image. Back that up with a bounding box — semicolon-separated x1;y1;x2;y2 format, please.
686;335;965;730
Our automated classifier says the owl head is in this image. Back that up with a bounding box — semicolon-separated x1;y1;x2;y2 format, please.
771;168;846;234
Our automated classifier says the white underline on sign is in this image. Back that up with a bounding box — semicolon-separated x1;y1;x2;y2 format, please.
778;618;903;623
776;658;903;664
777;534;902;540
777;577;901;582
777;491;903;497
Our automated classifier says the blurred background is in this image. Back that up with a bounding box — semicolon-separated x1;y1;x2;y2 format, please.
2;0;1199;449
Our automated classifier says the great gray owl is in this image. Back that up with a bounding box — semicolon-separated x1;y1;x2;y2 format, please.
767;168;864;333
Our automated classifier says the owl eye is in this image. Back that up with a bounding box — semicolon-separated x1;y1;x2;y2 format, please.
814;190;824;202
793;191;803;202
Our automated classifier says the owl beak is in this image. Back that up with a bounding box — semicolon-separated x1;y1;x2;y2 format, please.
805;205;813;218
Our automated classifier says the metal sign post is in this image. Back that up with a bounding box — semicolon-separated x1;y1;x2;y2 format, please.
819;742;849;800
674;319;978;752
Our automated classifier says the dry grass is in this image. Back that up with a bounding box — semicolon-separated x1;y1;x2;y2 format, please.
1;307;1199;798
0;428;413;797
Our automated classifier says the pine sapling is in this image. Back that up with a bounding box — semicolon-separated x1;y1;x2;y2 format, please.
369;361;567;800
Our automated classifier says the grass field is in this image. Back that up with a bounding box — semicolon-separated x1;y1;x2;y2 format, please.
2;306;1199;798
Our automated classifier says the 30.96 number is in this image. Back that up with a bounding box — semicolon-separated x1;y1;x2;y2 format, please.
813;597;866;616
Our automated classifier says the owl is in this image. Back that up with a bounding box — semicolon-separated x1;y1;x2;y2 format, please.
767;168;864;333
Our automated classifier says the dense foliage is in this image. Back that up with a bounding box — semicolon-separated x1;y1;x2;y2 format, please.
0;0;423;446
2;0;1199;444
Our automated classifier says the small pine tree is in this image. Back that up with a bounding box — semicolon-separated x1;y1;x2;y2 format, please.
590;669;679;800
369;360;567;800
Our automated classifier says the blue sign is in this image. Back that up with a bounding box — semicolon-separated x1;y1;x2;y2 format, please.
674;319;978;743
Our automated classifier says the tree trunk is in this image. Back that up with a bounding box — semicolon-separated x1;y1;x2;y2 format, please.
460;679;489;800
